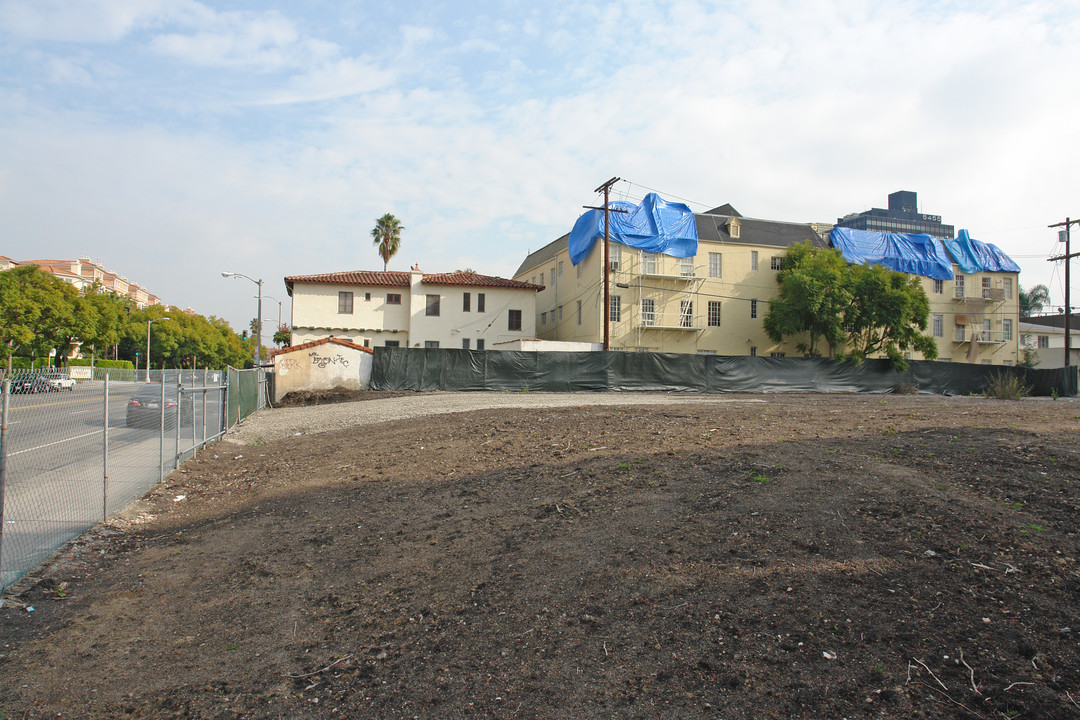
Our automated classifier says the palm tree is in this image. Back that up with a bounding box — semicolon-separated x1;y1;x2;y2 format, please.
1019;284;1051;317
371;213;404;271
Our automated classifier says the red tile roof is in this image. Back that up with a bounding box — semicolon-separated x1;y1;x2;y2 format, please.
268;336;373;359
285;269;543;294
422;272;542;290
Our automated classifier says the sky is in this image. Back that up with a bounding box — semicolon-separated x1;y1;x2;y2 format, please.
2;0;1079;346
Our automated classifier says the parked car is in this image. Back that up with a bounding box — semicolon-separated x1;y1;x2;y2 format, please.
45;372;77;391
11;375;49;394
125;384;194;429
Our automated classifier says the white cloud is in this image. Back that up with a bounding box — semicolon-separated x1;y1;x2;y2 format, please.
0;0;202;43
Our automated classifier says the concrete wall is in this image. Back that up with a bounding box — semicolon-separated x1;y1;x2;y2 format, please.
272;342;373;402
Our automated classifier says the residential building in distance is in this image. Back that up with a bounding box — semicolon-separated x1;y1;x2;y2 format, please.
515;196;1021;365
11;257;161;307
285;266;543;350
514;204;828;357
1020;315;1080;368
836;190;955;239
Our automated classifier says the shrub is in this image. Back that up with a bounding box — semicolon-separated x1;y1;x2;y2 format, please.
983;371;1029;400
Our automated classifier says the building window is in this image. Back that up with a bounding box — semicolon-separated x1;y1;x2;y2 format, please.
558;261;564;276
680;300;692;327
463;292;471;312
955;324;966;343
508;309;522;331
1003;277;1013;299
933;279;943;294
462;338;471;349
708;301;722;327
982;277;992;299
540;272;545;286
750;251;758;271
385;340;400;348
609;295;621;322
551;266;556;282
708;253;722;278
770;352;786;358
476;339;485;350
365;292;371;301
643;252;657;275
426;294;440;316
729;220;740;239
750;299;758;319
386;293;401;305
641;298;655;326
477;293;485;312
576;300;582;325
1037;334;1050;349
540;311;547;325
558;305;563;321
680;257;694;277
425;340;440;349
607;245;622;271
1003;319;1013;341
932;314;943;338
750;347;757;357
955;275;965;299
770;256;783;271
338;291;353;314
363;338;370;347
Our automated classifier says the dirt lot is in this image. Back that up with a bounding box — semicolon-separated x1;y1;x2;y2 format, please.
2;392;1079;719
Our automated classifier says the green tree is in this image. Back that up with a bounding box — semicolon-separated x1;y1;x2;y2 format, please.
0;266;81;370
843;263;937;370
371;213;404;271
763;242;850;356
1019;283;1050;317
80;283;133;360
273;324;291;348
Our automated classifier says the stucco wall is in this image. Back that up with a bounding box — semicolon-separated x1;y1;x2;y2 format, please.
272;343;373;402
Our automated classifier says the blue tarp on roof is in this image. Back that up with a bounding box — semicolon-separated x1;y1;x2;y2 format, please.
568;192;698;266
943;229;1022;274
829;227;954;281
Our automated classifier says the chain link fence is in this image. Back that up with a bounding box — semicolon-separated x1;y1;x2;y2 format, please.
0;367;267;591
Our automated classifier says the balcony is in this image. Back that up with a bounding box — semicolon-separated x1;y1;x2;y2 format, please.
637;311;702;331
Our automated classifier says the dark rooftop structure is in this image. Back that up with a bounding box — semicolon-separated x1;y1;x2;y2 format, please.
836;190;955;239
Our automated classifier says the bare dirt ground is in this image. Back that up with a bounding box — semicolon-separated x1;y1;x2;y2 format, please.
2;392;1079;719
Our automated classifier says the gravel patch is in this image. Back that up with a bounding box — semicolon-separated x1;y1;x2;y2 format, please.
223;391;765;444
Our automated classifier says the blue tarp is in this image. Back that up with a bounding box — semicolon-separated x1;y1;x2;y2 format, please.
829;227;954;280
943;229;1022;274
568;192;698;266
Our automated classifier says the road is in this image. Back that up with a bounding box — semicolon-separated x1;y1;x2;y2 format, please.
1;379;226;589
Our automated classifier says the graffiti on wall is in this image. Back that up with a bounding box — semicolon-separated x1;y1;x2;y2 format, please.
279;357;301;371
309;352;350;369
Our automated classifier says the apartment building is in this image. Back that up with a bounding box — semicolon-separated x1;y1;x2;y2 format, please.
285;266;542;349
515;200;1021;364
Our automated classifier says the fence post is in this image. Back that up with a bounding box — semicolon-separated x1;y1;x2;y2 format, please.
103;372;109;521
174;379;181;470
0;379;10;581
202;368;208;444
159;379;165;484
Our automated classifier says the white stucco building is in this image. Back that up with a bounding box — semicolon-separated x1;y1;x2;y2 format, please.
284;267;543;349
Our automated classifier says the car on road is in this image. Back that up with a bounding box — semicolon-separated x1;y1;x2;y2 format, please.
125;384;194;429
45;372;77;391
11;375;49;394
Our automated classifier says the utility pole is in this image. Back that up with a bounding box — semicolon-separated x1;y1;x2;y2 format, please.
1049;217;1080;368
584;177;624;351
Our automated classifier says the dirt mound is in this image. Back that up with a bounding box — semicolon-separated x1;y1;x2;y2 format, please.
275;388;414;407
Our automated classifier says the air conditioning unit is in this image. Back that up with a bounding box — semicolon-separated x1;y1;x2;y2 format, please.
609;262;620;271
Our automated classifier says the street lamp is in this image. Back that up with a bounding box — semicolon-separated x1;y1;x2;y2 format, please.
262;294;283;328
222;271;264;367
146;316;172;382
